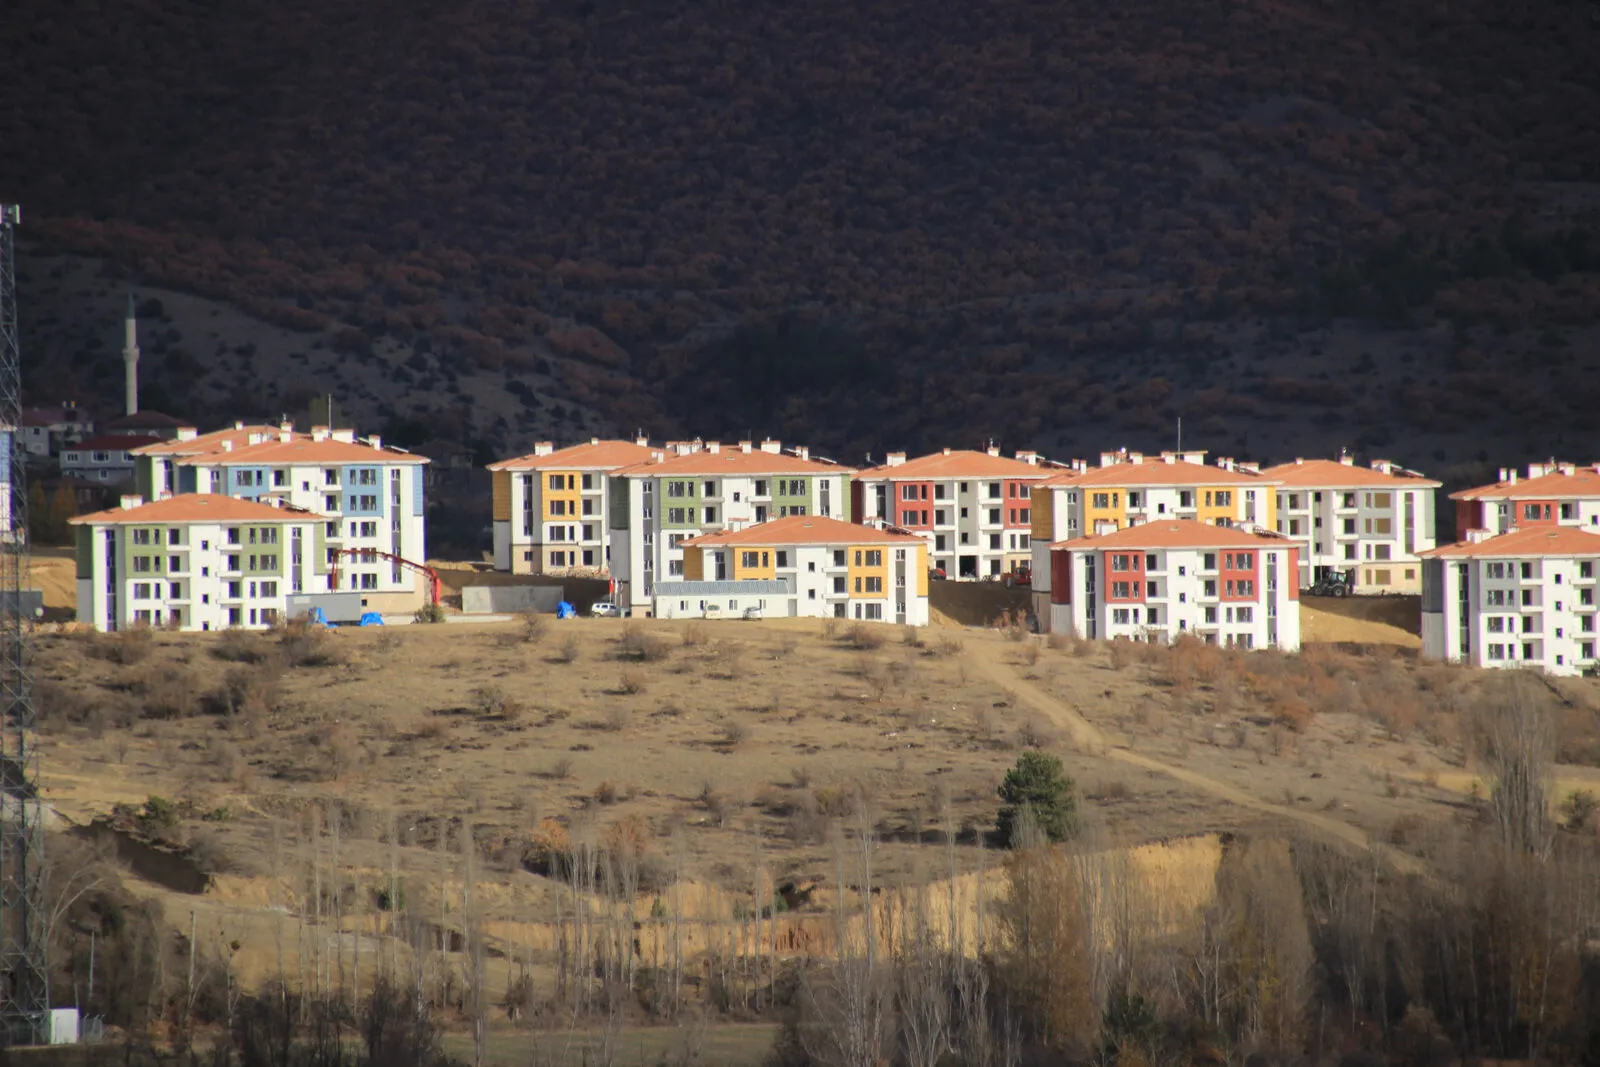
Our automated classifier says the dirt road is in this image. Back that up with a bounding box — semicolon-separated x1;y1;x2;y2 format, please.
969;638;1426;875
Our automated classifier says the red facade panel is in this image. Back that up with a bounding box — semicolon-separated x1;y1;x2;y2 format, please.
1104;551;1146;602
850;481;866;526
1219;548;1260;602
1454;500;1484;540
1287;548;1299;600
1050;548;1072;605
1514;499;1557;526
892;481;935;530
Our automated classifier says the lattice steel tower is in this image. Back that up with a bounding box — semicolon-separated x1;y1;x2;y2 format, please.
0;204;46;1046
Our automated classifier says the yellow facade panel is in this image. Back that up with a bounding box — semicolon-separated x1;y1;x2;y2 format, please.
492;471;512;522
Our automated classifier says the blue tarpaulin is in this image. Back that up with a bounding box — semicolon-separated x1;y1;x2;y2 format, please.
556;601;576;619
359;612;385;626
306;607;330;627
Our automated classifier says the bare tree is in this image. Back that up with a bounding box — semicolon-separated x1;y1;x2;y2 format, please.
1478;675;1557;858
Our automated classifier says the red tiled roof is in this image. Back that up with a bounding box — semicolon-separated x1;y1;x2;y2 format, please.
1052;519;1290;551
134;425;295;457
174;437;427;466
488;439;659;472
70;494;324;525
856;450;1056;480
69;435;161;452
1038;462;1276;489
683;515;924;547
1450;466;1600;501
1262;458;1440;489
1421;526;1600;559
614;449;850;477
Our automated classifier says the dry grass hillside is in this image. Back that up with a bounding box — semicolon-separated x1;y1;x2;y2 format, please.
5;0;1600;464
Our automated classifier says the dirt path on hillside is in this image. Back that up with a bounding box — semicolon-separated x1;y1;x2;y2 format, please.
969;642;1426;876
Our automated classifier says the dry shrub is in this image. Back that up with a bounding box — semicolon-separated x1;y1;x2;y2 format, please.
1270;696;1315;733
36;680;96;727
618;667;647;695
618;623;671;662
311;723;361;779
523;817;571;874
1016;641;1041;667
821;618;841;642
90;627;154;665
600;704;631;732
520;612;546;644
135;665;203;720
843;623;886;650
935;635;964;657
213;628;265;663
1088;779;1130;801
718;718;750;748
556;635;581;663
214;660;283;721
278;621;342;667
185;827;234;876
706;639;745;679
416;717;449;741
786;792;827;843
593;780;619;805
206;739;246;784
1019;715;1059;749
1106;638;1138;671
900;625;925;649
546;755;574;780
813;785;861;819
790;765;813;789
680;622;709;648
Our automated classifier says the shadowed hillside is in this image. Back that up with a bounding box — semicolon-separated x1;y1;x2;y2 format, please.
4;0;1599;463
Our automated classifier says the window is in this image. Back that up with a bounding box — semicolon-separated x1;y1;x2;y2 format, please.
1203;580;1217;597
1521;561;1534;580
1112;609;1130;625
260;581;278;598
741;551;761;569
1582;562;1594;579
1235;606;1253;623
1523;503;1542;522
863;576;883;593
1488;617;1505;633
132;582;151;600
260;555;278;570
668;559;684;576
1202;553;1216;570
864;550;882;567
1111;555;1130;572
901;510;918;525
1373;544;1392;561
1178;491;1194;509
754;480;768;496
986;482;1001;499
776;551;788;568
167;528;181;545
169;555;181;573
1344;544;1358;560
132;556;153;573
833;549;847;567
1145;554;1158;571
666;507;686;524
1111;582;1132;598
1367;492;1392;509
787;480;805;496
1342;518;1357;535
359;573;378;590
667;481;688;498
132;529;153;546
1146;581;1157;597
987;508;1001;524
832;576;847;594
1486;589;1508;606
1092;493;1112;509
1128;491;1143;508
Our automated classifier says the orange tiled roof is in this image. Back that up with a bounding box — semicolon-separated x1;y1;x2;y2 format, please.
487;439;659;472
1052;519;1290;551
615;449;851;477
70;494;324;525
134;425;295;457
856;450;1056;480
174;437;427;466
1038;462;1276;489
1450;466;1600;501
1262;458;1439;489
683;515;923;547
1421;526;1600;559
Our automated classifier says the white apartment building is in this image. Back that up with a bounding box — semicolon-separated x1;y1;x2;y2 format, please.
852;448;1054;579
660;515;930;624
71;494;328;632
137;426;430;612
1420;526;1600;677
1262;456;1440;594
487;437;660;574
1042;519;1301;650
609;441;853;616
1450;462;1600;540
133;422;300;500
21;404;92;458
1028;451;1279;624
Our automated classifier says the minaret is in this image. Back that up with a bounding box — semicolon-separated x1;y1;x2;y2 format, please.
122;291;139;416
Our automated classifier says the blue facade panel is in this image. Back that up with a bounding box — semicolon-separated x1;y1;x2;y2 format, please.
230;467;270;499
412;465;424;517
342;466;384;517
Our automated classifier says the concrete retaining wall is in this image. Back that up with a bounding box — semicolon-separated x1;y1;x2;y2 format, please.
462;584;565;615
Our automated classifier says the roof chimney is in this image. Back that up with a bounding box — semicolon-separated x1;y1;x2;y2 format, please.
1560;462;1576;476
1162;453;1176;464
279;419;294;434
1239;461;1260;475
312;427;331;443
1339;454;1355;467
247;432;263;446
233;420;245;431
590;437;600;445
1510;470;1518;485
1295;457;1304;465
278;428;292;443
364;435;382;450
986;444;1001;458
739;440;753;453
533;441;554;457
636;435;649;447
119;494;142;511
795;445;809;461
176;427;198;443
1129;452;1144;465
1372;459;1394;474
707;441;721;454
942;447;952;456
332;429;355;443
1498;468;1508;482
887;452;907;467
1466;528;1491;543
221;440;234;452
760;439;781;454
1015;451;1039;465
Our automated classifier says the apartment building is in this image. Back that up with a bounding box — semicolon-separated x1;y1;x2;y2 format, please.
1262;456;1440;594
1420;526;1600;677
146;426;429;612
487;437;659;574
21;403;92;457
1043;519;1300;650
609;441;853;616
660;515;930;623
1028;451;1278;623
851;448;1054;580
71;494;327;632
1451;462;1600;539
133;422;302;500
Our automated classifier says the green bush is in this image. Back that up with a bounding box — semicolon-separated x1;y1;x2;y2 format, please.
996;751;1078;846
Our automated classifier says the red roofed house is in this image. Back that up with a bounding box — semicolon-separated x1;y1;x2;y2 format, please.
1044;519;1300;650
852;446;1057;580
1450;461;1600;540
1420;525;1600;676
20;403;93;457
70;494;329;632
